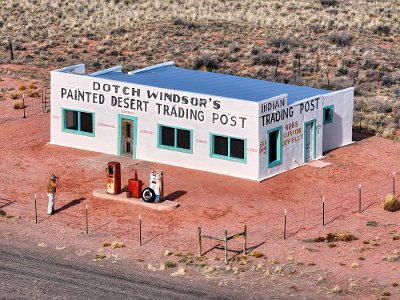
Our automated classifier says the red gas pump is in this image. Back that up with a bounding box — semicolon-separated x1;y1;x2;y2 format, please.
128;170;142;198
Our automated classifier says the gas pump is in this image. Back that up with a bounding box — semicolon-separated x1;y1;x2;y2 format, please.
141;170;164;203
106;162;121;194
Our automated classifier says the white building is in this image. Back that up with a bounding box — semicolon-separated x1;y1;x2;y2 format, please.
50;62;354;181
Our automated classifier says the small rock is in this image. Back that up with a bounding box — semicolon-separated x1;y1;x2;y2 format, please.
171;267;185;276
147;263;157;271
330;285;342;293
287;255;293;261
317;276;324;283
38;243;46;247
56;246;65;250
366;220;378;227
164;250;171;256
351;262;359;268
274;266;283;273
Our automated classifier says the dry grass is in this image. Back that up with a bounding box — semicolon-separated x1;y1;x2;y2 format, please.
13;100;24;109
249;250;264;258
111;241;124;249
381;194;400;212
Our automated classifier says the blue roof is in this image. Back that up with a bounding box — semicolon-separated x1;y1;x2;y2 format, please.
91;63;331;105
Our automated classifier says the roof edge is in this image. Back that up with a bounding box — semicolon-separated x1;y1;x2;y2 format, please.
128;61;175;75
89;66;122;76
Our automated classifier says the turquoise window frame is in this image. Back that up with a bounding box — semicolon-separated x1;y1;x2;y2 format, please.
62;108;95;137
267;126;282;168
157;124;193;154
303;119;317;162
323;105;334;124
118;114;138;159
210;133;247;163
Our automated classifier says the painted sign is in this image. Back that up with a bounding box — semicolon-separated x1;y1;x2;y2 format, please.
59;82;248;128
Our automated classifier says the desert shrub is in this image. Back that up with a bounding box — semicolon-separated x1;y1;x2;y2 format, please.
382;75;398;87
110;27;127;36
250;45;261;55
394;88;400;98
193;54;219;70
13;100;24;109
164;260;176;268
18;84;26;91
10;92;20;99
336;67;349;76
362;59;379;70
249;250;264;258
28;90;41;98
320;0;339;6
270;37;298;49
329;32;352;46
373;24;391;36
29;82;37;89
172;18;198;30
335;232;357;242
252;52;278;66
382;194;400;212
229;42;240;53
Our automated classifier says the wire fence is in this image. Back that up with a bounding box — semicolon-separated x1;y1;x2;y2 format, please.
0;171;398;254
0;91;46;124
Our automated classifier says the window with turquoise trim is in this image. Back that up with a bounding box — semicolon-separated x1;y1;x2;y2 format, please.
211;134;246;162
63;109;94;137
323;105;334;124
267;127;282;167
158;125;192;152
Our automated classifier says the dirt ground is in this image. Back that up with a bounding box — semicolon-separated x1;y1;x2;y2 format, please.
1;76;400;299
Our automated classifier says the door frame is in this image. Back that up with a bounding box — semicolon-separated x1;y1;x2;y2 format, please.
303;119;316;162
118;114;138;158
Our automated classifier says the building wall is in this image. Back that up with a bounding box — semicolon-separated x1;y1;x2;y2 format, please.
50;70;261;180
258;95;324;180
257;88;354;181
322;88;354;152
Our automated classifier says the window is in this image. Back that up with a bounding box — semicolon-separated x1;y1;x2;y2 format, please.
62;109;95;137
158;125;192;153
323;105;334;124
267;127;282;167
210;134;246;163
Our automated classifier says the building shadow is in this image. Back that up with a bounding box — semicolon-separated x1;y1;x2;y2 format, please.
352;130;374;142
164;190;187;201
54;197;85;213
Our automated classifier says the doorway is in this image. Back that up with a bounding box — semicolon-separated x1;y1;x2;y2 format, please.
118;115;137;158
304;119;316;162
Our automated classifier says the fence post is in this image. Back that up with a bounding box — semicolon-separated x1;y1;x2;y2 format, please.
393;172;396;196
358;183;362;213
139;214;142;246
243;225;247;256
198;226;202;257
224;229;228;264
85;204;88;234
284;209;287;240
22;94;26;119
34;193;38;224
322;196;325;226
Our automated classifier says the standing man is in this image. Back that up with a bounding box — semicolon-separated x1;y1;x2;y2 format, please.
47;175;58;215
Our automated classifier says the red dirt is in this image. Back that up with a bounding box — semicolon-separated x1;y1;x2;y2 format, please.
1;76;400;299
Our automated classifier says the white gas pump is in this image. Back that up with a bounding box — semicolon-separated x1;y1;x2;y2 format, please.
149;170;164;202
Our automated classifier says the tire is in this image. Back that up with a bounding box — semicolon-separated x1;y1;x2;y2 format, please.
141;187;156;203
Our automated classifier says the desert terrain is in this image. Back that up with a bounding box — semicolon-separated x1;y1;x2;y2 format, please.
1;0;400;299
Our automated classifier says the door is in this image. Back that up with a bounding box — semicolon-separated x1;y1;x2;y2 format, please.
121;119;134;157
304;120;316;162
